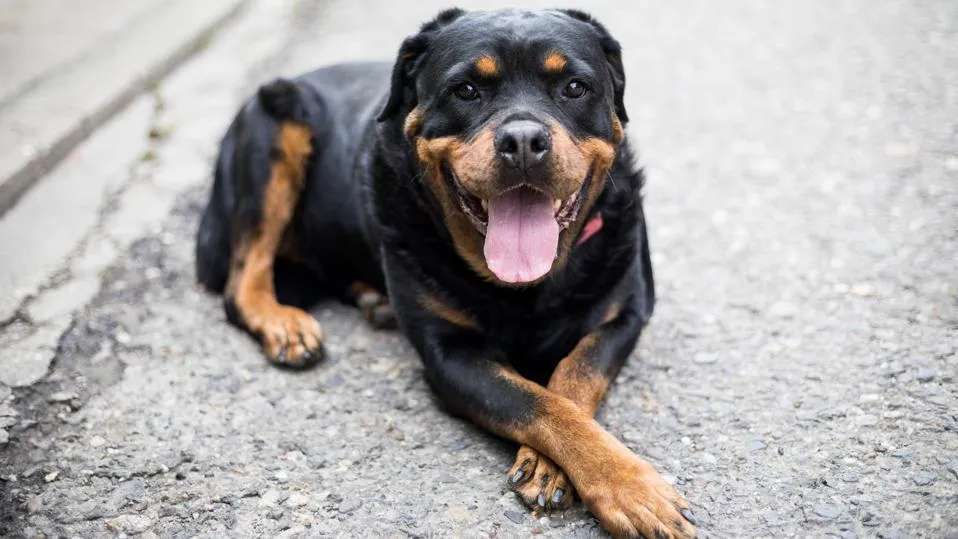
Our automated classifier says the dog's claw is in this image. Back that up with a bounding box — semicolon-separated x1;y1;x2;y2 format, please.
552;488;564;505
510;469;525;485
680;507;697;525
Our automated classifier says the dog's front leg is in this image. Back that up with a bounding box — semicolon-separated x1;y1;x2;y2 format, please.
413;325;696;539
507;297;646;511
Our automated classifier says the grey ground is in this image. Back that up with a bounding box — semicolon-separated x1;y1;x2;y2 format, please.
1;0;957;537
0;0;246;213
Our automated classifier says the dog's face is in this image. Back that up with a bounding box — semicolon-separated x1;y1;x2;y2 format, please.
380;9;627;285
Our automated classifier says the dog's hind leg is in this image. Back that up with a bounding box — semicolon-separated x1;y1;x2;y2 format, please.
223;79;326;368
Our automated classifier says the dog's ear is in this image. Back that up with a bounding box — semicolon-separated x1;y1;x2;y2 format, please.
378;8;467;122
560;10;628;124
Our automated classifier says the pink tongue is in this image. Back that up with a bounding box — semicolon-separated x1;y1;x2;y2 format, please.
483;187;559;283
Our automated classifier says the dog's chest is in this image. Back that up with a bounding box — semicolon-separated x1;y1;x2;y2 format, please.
480;300;590;378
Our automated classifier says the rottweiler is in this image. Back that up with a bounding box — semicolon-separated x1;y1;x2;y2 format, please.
195;8;696;538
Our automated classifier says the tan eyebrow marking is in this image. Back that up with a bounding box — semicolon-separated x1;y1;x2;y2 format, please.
543;52;568;72
474;55;499;77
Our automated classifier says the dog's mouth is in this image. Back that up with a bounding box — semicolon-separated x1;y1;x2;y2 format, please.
443;165;593;284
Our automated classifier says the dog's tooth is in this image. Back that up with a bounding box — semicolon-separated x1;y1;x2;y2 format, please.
481;199;488;212
554;199;562;211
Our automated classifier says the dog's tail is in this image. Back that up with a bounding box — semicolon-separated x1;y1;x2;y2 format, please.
257;78;311;124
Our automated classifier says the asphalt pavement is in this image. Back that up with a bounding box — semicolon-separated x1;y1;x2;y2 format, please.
1;0;956;537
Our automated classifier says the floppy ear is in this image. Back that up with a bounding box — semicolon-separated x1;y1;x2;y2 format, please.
560;10;628;124
377;8;467;122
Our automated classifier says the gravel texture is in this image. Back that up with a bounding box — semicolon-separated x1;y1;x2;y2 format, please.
1;0;956;537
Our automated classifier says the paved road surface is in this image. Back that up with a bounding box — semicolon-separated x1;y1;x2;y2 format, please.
1;0;956;537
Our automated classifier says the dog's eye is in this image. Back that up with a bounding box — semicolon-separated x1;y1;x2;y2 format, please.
562;80;588;99
454;82;480;101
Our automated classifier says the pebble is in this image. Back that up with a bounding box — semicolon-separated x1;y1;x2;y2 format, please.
949;460;958;480
746;438;767;452
0;429;8;445
338;497;362;513
285;493;309;508
293;512;314;527
851;283;874;297
449;439;470;451
813;504;841;520
935;344;955;358
43;471;58;482
925;395;950;407
912;471;935;486
444;505;473;524
504;510;526;524
258;489;281;507
693;352;718;365
47;391;76;403
891;447;915;460
915;369;936;383
277;525;307;538
26;496;42;514
89;435;106;447
107;514;153;534
437;473;458;484
275;470;289;484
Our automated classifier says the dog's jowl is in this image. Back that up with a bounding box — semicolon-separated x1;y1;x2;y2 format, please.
196;8;696;538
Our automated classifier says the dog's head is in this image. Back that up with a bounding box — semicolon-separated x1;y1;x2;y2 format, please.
379;9;627;285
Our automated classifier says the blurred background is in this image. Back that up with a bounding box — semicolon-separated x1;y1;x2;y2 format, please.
1;0;956;537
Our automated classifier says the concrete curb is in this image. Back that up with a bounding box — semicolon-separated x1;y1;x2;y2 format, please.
0;0;250;217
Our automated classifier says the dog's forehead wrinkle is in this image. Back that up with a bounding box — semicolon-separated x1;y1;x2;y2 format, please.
435;9;596;56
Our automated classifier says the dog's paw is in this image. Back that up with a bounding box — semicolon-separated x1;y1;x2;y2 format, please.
354;288;397;330
577;451;696;539
253;304;326;368
508;445;574;512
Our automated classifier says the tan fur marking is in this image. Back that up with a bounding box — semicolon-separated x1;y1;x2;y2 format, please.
602;301;622;325
226;122;322;365
543;52;568;72
612;115;624;144
404;107;425;139
547;333;609;416
349;281;379;299
418;293;479;330
549;122;619;272
475;55;499;77
415;131;500;281
350;281;396;329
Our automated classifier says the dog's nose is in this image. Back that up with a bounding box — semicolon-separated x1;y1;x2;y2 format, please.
495;120;551;172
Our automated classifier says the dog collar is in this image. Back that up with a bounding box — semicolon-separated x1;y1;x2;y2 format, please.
576;214;603;246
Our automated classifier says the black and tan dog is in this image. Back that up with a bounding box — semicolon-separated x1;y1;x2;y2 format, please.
195;8;695;538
